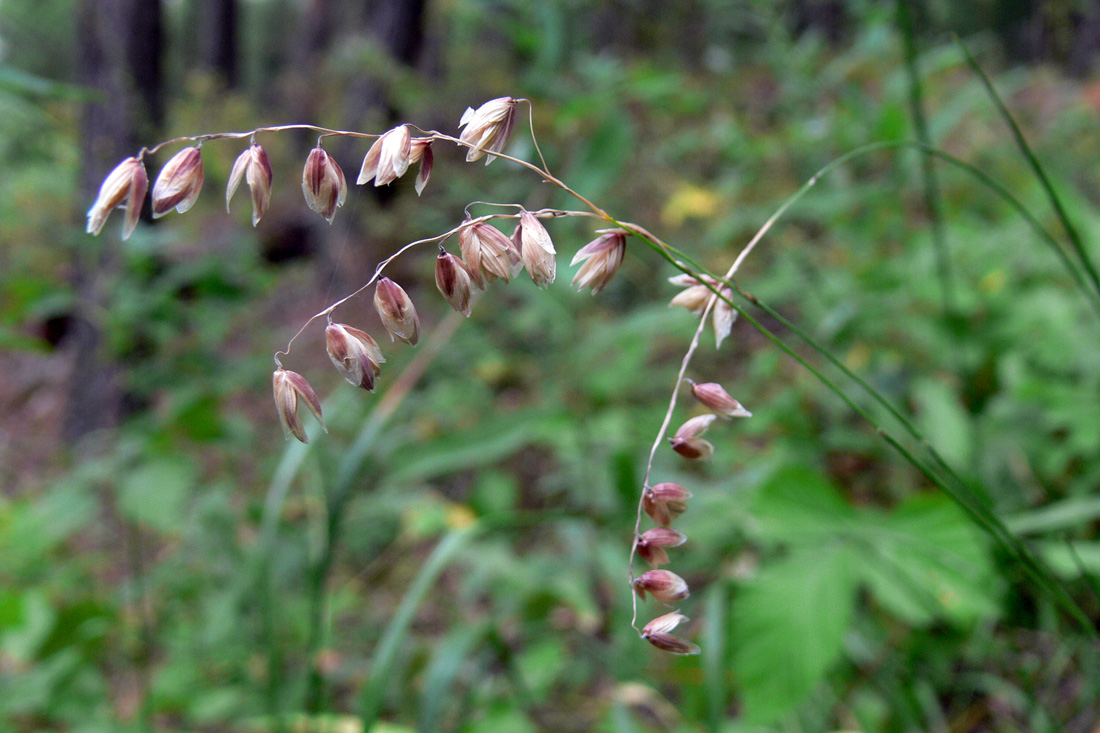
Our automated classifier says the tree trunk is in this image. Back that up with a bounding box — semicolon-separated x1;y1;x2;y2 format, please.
69;0;164;443
198;0;240;88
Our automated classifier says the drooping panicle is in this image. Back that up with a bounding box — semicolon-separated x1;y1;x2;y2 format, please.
641;612;700;655
301;145;347;223
325;323;385;391
152;146;204;219
272;368;326;443
643;483;692;526
458;96;517;164
516;210;556;288
86;156;148;240
670;414;717;460
374;277;420;345
226;144;273;226
571;229;627;295
633;569;690;604
688;380;752;419
435;249;473;317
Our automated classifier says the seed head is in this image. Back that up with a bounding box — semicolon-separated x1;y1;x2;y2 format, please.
668;284;711;313
374;277;420;345
670;414;716;459
272;368;326;443
643;482;692;526
668;274;736;348
302;145;347;223
435;249;473;317
409;138;434;195
86;156;148;240
226;144;273;226
688;380;751;419
633;569;690;604
459;219;514;288
152;146;204;219
515;210;556;288
458;96;517;164
636;527;687;567
325;323;385;391
571;229;627;295
641;612;700;655
670;436;714;460
356;125;412;187
712;297;735;348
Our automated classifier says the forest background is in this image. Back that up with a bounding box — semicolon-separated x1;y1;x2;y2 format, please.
4;0;1100;730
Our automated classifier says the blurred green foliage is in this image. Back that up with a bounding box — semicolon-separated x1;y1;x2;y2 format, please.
3;0;1100;730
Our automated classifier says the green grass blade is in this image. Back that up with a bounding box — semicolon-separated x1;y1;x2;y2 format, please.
417;622;488;732
358;525;479;727
898;0;955;315
702;583;728;730
958;36;1100;302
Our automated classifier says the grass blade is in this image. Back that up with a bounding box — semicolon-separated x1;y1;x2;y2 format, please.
898;0;955;315
358;525;479;727
418;623;488;732
958;36;1100;301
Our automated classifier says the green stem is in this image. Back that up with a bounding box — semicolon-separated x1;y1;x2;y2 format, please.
898;0;955;315
637;139;1100;320
958;37;1100;302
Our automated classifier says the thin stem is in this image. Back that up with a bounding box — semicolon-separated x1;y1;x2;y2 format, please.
958;37;1100;302
518;98;551;174
275;218;481;364
141;124;378;156
413;126;614;220
898;0;955;315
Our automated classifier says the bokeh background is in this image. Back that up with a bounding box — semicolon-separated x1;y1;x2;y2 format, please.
4;0;1100;730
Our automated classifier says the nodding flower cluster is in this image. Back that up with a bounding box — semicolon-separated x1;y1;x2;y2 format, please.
87;94;747;655
630;378;751;655
85;97;632;443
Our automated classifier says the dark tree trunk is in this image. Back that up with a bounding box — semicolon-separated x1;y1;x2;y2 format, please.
199;0;240;88
69;0;164;443
343;0;428;129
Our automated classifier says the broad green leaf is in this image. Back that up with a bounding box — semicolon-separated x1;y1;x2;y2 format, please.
517;638;569;699
861;494;999;625
912;378;971;467
117;457;197;534
750;465;858;546
731;545;858;723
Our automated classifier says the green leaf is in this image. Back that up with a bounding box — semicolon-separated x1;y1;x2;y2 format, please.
418;623;488;732
750;465;858;546
386;411;568;485
912;377;971;467
1034;540;1100;578
861;494;999;625
117;458;197;534
1006;495;1100;535
731;545;858;723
